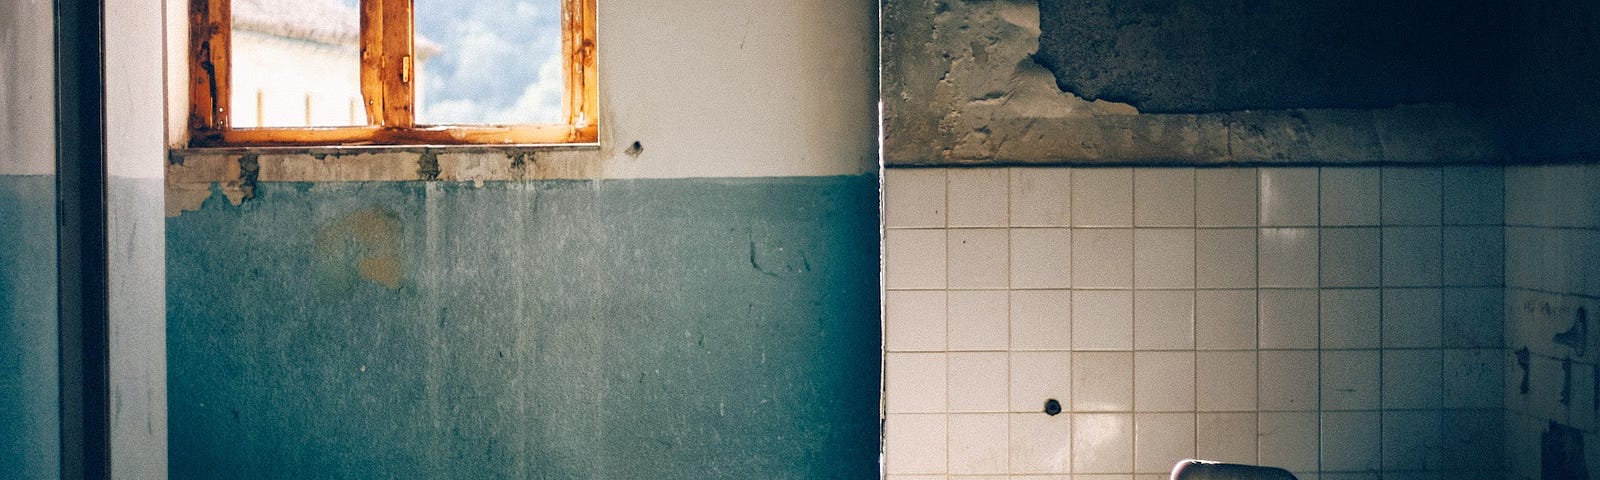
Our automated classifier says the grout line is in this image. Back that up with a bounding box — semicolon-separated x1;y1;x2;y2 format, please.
1376;165;1386;473
1253;167;1263;466
942;168;951;476
1314;167;1324;475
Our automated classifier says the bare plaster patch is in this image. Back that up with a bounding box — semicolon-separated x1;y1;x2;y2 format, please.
314;207;404;291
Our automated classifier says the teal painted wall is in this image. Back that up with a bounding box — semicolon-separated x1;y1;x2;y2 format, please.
166;176;881;479
0;175;61;480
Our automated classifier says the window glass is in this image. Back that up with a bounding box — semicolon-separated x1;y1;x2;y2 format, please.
230;0;365;128
413;0;565;125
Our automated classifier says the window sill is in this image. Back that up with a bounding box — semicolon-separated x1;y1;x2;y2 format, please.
166;142;604;186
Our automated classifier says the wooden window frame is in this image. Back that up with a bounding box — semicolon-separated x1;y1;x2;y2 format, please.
187;0;597;147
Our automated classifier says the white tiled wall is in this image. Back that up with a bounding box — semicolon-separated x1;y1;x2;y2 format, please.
1503;164;1600;480
883;166;1506;480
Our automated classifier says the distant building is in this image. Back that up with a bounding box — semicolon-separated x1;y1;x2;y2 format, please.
230;0;436;128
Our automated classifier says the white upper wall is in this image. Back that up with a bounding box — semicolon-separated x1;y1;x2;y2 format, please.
595;0;878;178
108;0;167;180
163;0;880;179
0;0;55;176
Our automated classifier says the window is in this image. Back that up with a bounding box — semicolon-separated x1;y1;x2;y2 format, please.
187;0;596;146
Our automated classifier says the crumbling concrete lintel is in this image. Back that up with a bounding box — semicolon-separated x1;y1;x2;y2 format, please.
883;0;1508;167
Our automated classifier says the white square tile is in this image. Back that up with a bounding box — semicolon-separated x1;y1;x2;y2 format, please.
1320;289;1381;349
1319;227;1380;288
1320;350;1379;410
1504;166;1545;227
886;229;947;289
1197;169;1258;227
1441;166;1502;226
886;352;947;413
1011;352;1071;412
886;168;947;228
1196;228;1256;289
1134;351;1195;412
950;352;1009;412
949;229;1010;289
1505;412;1542;479
1073;168;1134;227
1258;289;1318;349
1383;288;1442;348
1196;412;1257;465
1134;290;1195;351
1382;227;1442;287
1134;413;1196;473
1257;412;1319;472
1382;167;1442;226
887;290;948;352
1320;411;1380;472
949;413;1009;474
1258;350;1318;411
1073;413;1134;473
1442;226;1503;287
1073;228;1134;288
1504;227;1540;289
1259;168;1319;226
1011;168;1072;227
1320;168;1381;226
948;169;1009;227
1135;168;1196;227
948;290;1009;351
884;476;948;480
1010;413;1071;474
1442;287;1503;348
1010;290;1070;351
1195;290;1257;350
1382;410;1442;472
1382;349;1441;409
1011;228;1071;288
1196;351;1256;411
1073;351;1133;412
1134;229;1195;289
1075;475;1134;480
1443;349;1503;409
1073;290;1133;350
1440;408;1503;473
886;413;948;474
1259;228;1319;288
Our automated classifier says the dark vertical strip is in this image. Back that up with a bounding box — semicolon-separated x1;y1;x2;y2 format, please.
54;0;108;478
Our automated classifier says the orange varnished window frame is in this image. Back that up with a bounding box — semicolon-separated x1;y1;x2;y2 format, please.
187;0;597;147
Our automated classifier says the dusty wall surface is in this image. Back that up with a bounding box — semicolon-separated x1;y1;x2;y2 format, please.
1032;0;1509;113
106;0;169;476
163;1;882;477
166;177;880;478
1503;164;1600;480
0;0;59;478
1504;0;1600;161
0;176;60;480
882;0;1507;166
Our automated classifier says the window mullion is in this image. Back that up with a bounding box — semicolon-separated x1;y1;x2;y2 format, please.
359;0;386;126
381;0;416;128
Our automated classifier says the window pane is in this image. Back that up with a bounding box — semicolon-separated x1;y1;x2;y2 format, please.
413;0;565;125
230;0;365;128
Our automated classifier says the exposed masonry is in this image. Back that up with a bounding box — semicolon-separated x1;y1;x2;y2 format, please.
164;147;600;217
882;0;1505;166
